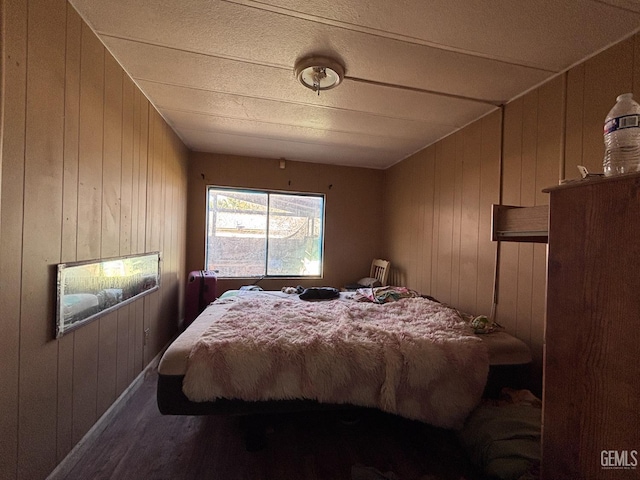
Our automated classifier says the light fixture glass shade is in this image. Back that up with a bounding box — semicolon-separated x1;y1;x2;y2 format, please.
294;57;344;93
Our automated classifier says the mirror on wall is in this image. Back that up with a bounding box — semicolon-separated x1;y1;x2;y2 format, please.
56;252;161;338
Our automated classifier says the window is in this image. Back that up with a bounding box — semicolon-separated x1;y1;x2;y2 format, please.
206;187;325;278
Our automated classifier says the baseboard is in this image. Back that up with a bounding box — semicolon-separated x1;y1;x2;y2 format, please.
46;349;165;480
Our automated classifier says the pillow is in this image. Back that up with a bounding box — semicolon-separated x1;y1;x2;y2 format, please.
356;277;381;287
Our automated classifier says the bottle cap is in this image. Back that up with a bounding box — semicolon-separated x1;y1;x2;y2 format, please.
617;93;634;102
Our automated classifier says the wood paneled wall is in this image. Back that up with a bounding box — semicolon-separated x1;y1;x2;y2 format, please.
497;76;564;390
384;110;501;318
383;34;640;394
0;2;188;479
564;35;640;178
186;152;385;293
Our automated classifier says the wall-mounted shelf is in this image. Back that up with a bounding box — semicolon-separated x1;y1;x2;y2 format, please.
491;204;549;243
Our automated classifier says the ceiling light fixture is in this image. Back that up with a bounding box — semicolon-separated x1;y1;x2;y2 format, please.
294;56;345;95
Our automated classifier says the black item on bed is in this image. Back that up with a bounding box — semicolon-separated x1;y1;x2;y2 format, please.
298;286;340;300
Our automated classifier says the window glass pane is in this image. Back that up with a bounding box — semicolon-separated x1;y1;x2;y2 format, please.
206;189;267;277
206;188;324;278
267;194;323;276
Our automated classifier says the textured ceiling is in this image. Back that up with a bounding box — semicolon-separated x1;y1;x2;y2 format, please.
70;0;640;169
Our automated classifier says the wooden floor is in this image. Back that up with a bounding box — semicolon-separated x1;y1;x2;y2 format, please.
53;369;482;480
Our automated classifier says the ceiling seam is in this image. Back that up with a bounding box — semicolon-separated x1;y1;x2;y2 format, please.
96;33;552;106
503;26;640;106
191;147;389;170
134;78;471;126
179;125;402;153
97;32;291;70
153;99;457;129
345;76;502;106
222;0;559;72
158;106;432;142
589;0;640;15
96;28;555;82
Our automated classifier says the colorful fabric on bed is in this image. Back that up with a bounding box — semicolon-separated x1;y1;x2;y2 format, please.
352;286;420;303
182;294;489;429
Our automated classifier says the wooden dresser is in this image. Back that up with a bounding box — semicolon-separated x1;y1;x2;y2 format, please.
542;173;640;479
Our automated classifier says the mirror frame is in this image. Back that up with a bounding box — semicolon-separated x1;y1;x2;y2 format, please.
56;252;161;338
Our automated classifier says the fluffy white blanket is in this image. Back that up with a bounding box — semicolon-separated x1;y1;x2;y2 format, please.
183;295;489;429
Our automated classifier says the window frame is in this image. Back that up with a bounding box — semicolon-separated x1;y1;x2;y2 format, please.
205;186;326;279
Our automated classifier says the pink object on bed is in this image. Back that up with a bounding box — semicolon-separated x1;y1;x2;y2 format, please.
182;293;489;429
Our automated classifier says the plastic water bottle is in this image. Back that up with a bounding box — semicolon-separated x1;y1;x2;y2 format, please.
603;93;640;176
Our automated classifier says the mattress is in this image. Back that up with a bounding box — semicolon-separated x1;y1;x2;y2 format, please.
157;290;532;421
159;291;531;377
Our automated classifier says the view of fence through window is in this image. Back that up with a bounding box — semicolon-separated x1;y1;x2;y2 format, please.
206;187;324;277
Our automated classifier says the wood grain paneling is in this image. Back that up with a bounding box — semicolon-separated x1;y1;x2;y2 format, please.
120;77;135;257
57;5;82;461
102;53;123;259
61;5;81;264
384;35;639;401
383;147;420;286
97;311;119;417
116;76;135;396
419;147;436;295
96;53;123;418
136;94;149;255
71;322;100;444
564;65;585;181
0;0;28;478
0;2;188;478
565;37;635;178
77;21;104;263
384;112;500;318
450;136;464;308
515;90;538;348
383;62;568;396
458;121;482;315
499;96;524;336
18;1;66;477
72;20;104;448
532;76;563;389
477;111;500;317
493;79;562;391
432;136;456;305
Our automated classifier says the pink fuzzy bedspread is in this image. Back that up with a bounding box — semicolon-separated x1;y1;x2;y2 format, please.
182;295;489;429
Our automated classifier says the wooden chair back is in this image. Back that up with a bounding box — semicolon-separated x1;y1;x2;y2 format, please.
370;259;391;286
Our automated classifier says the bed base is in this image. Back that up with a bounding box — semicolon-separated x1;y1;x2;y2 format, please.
158;373;367;451
158;361;531;417
157;373;360;416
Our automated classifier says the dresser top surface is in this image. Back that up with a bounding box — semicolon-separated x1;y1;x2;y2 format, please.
543;171;640;193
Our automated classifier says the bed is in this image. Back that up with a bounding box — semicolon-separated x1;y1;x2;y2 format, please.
157;289;531;430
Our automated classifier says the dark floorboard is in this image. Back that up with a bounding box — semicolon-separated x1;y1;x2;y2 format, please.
56;369;482;480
